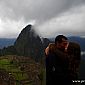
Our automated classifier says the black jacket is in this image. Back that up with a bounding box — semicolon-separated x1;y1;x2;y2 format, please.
46;42;81;85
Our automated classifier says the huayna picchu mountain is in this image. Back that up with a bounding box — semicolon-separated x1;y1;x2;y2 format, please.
0;24;50;61
14;24;44;61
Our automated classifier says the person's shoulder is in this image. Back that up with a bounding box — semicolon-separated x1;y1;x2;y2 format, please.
48;43;56;52
49;43;55;48
49;43;55;46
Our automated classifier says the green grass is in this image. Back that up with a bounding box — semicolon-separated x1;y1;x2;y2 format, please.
0;59;10;65
0;58;28;81
0;57;42;85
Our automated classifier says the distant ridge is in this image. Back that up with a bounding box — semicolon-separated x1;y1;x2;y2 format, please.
0;38;16;49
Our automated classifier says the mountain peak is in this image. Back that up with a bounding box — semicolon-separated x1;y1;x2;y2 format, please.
14;24;44;61
21;24;32;33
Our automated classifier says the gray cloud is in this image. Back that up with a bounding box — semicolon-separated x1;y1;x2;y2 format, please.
36;5;85;38
0;0;85;38
0;0;85;23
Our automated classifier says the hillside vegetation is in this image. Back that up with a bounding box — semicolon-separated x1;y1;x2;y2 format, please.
0;55;45;85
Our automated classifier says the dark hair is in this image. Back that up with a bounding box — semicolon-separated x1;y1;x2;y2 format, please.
55;35;68;44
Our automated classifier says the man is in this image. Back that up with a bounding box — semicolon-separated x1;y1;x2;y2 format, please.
45;35;81;85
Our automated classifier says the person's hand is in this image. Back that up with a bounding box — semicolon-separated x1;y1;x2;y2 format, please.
64;42;69;52
45;46;49;55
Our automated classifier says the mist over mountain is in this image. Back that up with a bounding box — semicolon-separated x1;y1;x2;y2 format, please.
0;24;50;62
0;24;85;62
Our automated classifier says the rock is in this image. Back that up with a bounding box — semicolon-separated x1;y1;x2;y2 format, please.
14;24;43;61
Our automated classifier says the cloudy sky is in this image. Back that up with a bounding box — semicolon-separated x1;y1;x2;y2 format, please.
0;0;85;38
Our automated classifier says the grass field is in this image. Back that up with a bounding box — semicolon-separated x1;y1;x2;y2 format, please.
0;56;44;85
0;58;28;79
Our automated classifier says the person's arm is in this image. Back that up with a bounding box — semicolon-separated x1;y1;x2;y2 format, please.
45;43;69;61
45;46;49;56
53;48;69;61
45;43;55;56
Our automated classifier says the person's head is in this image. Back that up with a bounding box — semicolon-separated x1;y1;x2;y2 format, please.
55;35;69;50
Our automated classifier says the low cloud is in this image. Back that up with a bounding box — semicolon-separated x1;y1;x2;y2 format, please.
0;0;85;38
36;5;85;38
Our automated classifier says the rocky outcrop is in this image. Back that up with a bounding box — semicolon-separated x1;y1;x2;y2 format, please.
14;24;44;61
